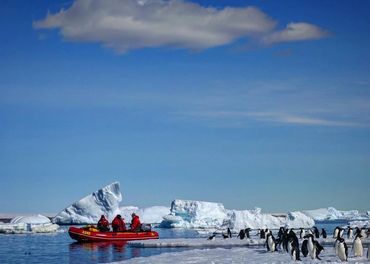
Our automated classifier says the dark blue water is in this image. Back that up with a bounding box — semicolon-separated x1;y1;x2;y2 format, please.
0;221;349;264
0;227;202;264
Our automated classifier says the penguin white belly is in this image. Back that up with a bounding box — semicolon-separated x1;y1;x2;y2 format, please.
267;237;275;252
334;229;339;238
334;240;339;255
348;230;353;239
308;240;315;259
337;244;347;261
353;238;363;257
291;248;296;261
301;230;305;238
287;241;292;254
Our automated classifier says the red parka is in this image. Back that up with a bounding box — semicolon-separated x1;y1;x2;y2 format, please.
112;215;126;231
130;215;141;231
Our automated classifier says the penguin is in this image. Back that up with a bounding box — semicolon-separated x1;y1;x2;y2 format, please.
299;228;305;239
266;233;277;252
227;228;232;238
347;226;353;239
355;227;361;237
304;234;319;260
244;228;251;239
207;233;216;240
353;233;363;257
333;226;340;238
301;238;309;257
222;232;229;239
321;228;327;239
313;240;324;260
313;226;320;238
260;229;266;239
336;237;348;262
237;229;245;240
278;227;285;240
339;227;344;238
288;234;301;261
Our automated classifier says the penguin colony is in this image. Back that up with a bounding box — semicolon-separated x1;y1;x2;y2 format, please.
208;225;370;262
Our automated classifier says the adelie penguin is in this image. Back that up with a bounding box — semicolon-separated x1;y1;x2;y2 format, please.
266;233;277;252
299;228;305;239
353;233;363;257
321;228;327;239
303;234;324;260
336;237;348;262
237;229;245;240
207;233;216;240
259;229;266;239
313;226;320;239
347;226;353;239
333;226;341;239
244;228;251;239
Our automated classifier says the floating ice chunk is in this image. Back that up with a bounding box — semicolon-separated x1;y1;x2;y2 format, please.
302;207;368;221
0;214;59;233
53;182;122;224
349;220;370;228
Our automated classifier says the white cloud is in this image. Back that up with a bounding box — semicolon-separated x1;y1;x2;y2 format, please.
33;0;329;53
262;22;330;44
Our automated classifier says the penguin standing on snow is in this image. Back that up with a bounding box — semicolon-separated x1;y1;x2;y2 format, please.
336;237;348;262
237;229;245;240
347;226;353;239
266;232;277;252
207;233;216;240
299;228;305;239
333;226;340;238
227;228;232;238
304;234;324;260
353;233;363;257
321;228;327;239
301;237;309;258
313;226;320;238
244;228;251;239
259;229;266;239
288;231;301;261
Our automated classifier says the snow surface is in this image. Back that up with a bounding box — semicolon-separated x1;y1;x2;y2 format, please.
120;206;170;224
160;200;314;230
53;182;122;224
0;214;59;233
110;246;370;264
129;237;370;248
302;207;369;221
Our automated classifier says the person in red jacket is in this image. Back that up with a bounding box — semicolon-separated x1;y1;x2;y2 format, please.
130;213;141;231
97;215;110;232
111;214;126;232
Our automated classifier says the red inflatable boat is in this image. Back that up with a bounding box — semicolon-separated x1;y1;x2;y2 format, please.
68;226;159;242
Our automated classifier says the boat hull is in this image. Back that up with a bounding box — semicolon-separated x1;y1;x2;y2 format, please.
68;226;159;242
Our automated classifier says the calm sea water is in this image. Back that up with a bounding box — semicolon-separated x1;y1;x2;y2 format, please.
0;221;347;264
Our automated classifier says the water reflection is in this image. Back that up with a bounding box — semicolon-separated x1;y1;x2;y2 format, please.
68;241;144;263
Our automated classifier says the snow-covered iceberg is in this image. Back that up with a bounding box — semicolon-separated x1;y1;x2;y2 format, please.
120;206;170;224
53;182;122;224
302;207;369;221
0;214;59;233
160;200;314;229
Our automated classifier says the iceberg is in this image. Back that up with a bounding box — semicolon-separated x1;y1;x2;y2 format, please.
53;182;122;224
120;206;170;224
160;199;314;229
302;207;369;221
0;214;59;233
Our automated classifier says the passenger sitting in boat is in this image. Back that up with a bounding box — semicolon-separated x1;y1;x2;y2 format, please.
97;215;110;232
112;214;126;232
130;213;141;231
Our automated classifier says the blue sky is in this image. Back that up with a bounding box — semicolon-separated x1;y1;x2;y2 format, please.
1;0;370;213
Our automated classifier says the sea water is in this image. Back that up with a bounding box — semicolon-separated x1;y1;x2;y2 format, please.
0;221;349;264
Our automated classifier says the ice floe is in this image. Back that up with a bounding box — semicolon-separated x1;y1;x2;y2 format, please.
0;214;59;233
302;207;369;221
